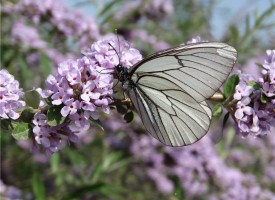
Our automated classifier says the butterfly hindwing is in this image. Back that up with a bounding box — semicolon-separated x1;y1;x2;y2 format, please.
128;74;211;146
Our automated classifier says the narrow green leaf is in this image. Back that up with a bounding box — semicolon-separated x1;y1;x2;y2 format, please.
90;119;105;132
62;183;105;200
124;111;134;123
18;54;30;85
32;172;45;200
173;177;184;200
91;163;105;183
230;25;239;44
255;62;264;68
245;15;250;35
25;90;40;109
213;103;223;118
47;106;65;126
50;154;59;174
255;4;275;27
40;53;52;76
225;127;235;148
222;112;230;129
98;0;122;16
260;93;268;104
11;122;31;140
224;74;240;99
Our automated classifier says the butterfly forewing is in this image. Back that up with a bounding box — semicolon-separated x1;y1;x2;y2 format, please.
130;42;237;102
127;42;237;146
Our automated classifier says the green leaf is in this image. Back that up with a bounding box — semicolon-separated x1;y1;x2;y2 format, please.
40;53;52;77
98;0;122;16
18;54;30;87
247;80;260;90
50;154;59;174
224;74;240;99
245;15;250;35
260;93;268;104
173;177;184;200
11;122;31;140
124;111;134;123
255;62;264;68
230;25;239;44
222;112;230;129
62;183;106;200
116;105;128;114
20;108;35;123
47;106;65;126
32;172;45;200
25;90;40;109
213;103;223;118
0;119;12;134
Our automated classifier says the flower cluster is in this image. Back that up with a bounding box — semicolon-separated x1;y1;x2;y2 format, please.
130;29;171;51
11;0;100;47
0;180;26;200
233;50;275;137
11;21;47;49
0;69;25;120
103;112;275;200
259;50;275;101
2;0;100;68
32;113;78;156
82;36;143;69
114;0;174;21
32;37;142;153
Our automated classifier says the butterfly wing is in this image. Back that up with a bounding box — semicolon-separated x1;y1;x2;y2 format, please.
128;74;211;146
130;42;237;102
127;42;237;146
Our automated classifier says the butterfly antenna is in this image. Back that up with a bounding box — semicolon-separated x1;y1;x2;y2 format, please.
108;42;121;65
115;29;121;56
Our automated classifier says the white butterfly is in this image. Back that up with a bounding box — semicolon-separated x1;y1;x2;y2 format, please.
116;42;237;146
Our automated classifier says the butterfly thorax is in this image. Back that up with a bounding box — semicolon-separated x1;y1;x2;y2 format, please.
115;65;131;83
115;65;135;91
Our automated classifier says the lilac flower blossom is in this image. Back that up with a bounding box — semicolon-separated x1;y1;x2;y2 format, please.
0;180;24;200
13;0;100;44
233;82;253;100
114;0;174;21
11;21;47;49
32;113;78;156
0;69;25;119
38;37;142;145
130;29;171;51
235;97;253;119
103;112;275;200
232;50;275;137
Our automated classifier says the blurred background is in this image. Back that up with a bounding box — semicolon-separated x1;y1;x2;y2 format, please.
1;0;275;199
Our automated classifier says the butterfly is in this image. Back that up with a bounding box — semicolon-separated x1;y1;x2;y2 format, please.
115;42;237;146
